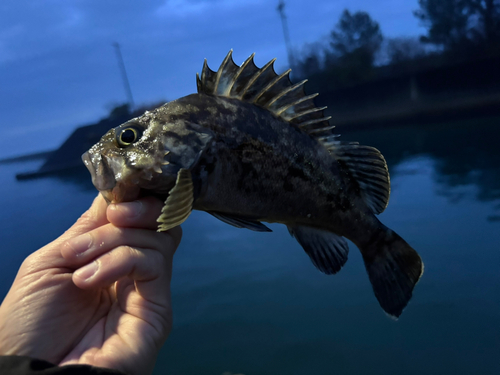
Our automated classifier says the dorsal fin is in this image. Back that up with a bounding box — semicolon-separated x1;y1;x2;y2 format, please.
196;51;390;215
332;143;391;214
196;50;332;135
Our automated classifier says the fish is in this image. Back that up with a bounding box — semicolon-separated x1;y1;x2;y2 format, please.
82;50;424;318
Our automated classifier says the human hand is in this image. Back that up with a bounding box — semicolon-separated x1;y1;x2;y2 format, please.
0;194;181;375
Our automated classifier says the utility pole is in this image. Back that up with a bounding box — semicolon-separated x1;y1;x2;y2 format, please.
277;0;295;71
112;42;135;110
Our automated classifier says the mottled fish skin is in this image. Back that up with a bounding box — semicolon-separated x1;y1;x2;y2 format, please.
155;94;364;235
82;51;423;318
148;94;387;271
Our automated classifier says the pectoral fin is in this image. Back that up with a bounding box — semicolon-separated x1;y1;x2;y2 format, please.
157;168;194;232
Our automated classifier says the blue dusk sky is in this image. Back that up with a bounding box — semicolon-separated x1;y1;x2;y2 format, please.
0;0;425;157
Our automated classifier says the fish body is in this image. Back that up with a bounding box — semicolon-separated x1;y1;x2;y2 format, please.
169;94;352;226
83;51;423;318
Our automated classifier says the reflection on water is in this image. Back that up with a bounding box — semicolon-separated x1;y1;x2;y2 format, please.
1;115;499;375
339;115;500;221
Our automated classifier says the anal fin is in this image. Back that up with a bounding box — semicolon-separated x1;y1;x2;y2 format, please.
209;212;272;232
288;225;349;274
157;168;194;232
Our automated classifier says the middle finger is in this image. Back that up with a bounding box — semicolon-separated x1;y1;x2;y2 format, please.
60;224;175;268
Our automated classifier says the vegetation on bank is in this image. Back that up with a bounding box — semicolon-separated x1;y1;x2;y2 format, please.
295;0;500;92
102;1;500;125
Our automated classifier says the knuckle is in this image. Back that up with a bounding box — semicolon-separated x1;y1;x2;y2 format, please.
158;231;179;252
74;212;95;228
150;247;166;264
100;245;138;267
157;232;173;249
21;252;40;273
167;226;183;247
121;245;142;259
144;250;166;279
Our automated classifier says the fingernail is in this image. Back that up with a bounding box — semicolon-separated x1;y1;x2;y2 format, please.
112;201;143;218
74;261;99;281
66;233;93;256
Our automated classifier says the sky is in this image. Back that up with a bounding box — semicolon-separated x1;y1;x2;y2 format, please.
0;0;425;158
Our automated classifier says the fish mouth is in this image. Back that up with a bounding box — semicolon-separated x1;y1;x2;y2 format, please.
100;184;141;204
82;151;141;204
82;151;116;191
100;189;114;204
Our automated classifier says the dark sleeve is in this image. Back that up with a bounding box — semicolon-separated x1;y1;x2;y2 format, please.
0;356;127;375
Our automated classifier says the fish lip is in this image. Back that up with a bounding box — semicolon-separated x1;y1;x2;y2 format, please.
83;151;143;204
99;184;141;204
82;151;93;174
82;151;117;191
100;189;114;204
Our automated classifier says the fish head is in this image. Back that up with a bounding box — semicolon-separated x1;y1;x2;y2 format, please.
82;116;175;203
82;105;213;203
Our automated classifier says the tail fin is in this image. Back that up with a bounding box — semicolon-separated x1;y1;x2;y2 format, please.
360;227;423;318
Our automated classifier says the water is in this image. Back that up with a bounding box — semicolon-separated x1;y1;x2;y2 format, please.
1;116;499;374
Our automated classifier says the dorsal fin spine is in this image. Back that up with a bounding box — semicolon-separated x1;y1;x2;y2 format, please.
253;68;292;104
307;125;336;135
197;51;337;143
214;49;233;94
317;136;332;142
267;79;308;109
273;93;319;113
196;72;202;93
201;59;209;85
287;106;328;121
299;116;332;129
227;52;255;97
240;58;276;98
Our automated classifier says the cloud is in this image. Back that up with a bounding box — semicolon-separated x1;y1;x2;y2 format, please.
155;0;262;18
156;0;214;17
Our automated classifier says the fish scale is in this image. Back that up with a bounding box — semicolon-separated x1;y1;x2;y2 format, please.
82;50;423;318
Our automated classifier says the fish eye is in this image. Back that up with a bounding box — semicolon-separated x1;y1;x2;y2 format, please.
116;125;143;147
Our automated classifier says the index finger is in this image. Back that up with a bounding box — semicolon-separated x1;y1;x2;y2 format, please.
58;194;110;242
106;196;162;228
107;196;182;246
23;194;109;270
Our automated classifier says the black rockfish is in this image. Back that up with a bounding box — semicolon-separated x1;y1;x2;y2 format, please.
82;50;423;317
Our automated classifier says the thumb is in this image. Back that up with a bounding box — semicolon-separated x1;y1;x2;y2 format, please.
62;194;110;239
26;194;109;269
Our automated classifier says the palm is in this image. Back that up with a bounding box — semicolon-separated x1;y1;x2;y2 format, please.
0;196;179;375
63;281;165;373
